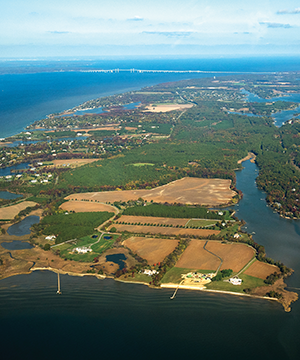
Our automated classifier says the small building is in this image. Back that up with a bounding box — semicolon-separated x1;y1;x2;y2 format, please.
73;247;92;254
45;235;56;241
229;277;242;285
143;269;158;276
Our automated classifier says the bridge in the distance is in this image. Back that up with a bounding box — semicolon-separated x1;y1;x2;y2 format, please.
79;68;267;74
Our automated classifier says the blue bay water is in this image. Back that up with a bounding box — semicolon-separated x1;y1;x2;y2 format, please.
1;57;300;138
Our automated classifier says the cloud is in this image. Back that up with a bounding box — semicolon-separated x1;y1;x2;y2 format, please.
48;31;70;34
234;32;251;35
277;8;300;15
259;22;292;28
127;16;144;21
142;31;192;37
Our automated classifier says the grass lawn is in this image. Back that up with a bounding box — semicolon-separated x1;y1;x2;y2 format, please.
26;196;49;204
53;233;117;262
129;163;155;167
219;223;240;237
185;219;217;228
121;273;152;283
91;234;117;253
206;274;265;293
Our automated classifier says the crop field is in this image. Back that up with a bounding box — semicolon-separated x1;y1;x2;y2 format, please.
175;240;221;270
143;103;193;113
74;126;121;132
185;219;218;227
122;236;179;264
65;177;236;206
205;241;255;272
50;158;101;168
115;215;189;227
0;201;37;220
60;200;117;213
243;260;280;279
109;223;220;237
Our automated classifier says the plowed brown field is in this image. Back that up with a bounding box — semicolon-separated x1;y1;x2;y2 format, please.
50;158;101;168
109;223;220;237
205;242;255;272
143;104;193;113
116;215;188;227
0;201;37;220
244;261;280;279
59;201;117;213
65;177;236;206
175;240;220;270
123;236;179;264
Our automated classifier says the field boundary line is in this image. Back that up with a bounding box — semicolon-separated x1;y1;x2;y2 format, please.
235;256;257;277
203;240;223;275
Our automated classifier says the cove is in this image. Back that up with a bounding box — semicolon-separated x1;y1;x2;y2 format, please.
106;253;127;270
241;89;300;127
0;162;30;176
228;160;300;288
1;240;33;250
7;215;40;236
0;190;23;200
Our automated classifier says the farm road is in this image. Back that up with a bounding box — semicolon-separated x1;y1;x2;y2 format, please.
203;240;223;275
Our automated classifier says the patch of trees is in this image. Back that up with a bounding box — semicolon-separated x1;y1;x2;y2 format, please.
267;290;283;299
151;239;190;286
264;272;281;285
36;212;114;244
123;203;226;220
211;269;233;281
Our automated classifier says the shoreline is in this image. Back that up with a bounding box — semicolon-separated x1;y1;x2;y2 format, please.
1;266;290;310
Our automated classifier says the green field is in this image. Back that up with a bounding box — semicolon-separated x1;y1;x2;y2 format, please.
54;233;118;262
91;234;116;253
121;273;152;283
206;274;265;293
185;219;218;228
128;163;154;167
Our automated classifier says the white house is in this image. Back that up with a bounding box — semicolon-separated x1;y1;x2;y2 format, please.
143;269;158;276
74;247;92;254
229;277;242;285
45;235;56;241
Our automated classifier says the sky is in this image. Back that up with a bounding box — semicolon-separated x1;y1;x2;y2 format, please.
1;0;300;58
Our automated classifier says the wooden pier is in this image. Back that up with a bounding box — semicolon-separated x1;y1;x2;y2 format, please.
56;273;61;294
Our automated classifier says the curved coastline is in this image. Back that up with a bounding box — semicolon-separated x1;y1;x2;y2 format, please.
2;264;294;311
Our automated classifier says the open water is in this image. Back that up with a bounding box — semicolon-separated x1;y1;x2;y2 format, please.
0;58;300;359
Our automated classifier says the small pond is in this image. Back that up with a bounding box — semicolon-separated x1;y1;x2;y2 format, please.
7;215;40;236
0;191;23;200
0;162;30;176
1;240;33;250
106;253;127;270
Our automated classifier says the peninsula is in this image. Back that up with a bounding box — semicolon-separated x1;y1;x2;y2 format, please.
1;72;300;311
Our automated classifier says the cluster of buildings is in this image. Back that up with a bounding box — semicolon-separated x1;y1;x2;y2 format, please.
142;269;158;276
73;247;92;254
